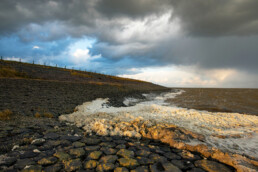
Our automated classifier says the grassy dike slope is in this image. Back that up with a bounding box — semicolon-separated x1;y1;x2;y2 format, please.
0;60;168;117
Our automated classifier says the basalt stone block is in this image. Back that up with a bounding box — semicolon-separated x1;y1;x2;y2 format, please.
44;133;60;140
14;159;36;170
0;155;17;166
117;149;134;159
69;148;85;158
44;163;62;172
114;167;129;172
96;163;115;171
99;155;118;164
84;160;98;169
19;151;39;159
60;136;81;142
54;151;71;161
64;159;82;172
131;166;149;172
83;138;101;145
85;146;100;151
118;158;139;169
37;157;57;166
194;160;232;172
87;151;102;160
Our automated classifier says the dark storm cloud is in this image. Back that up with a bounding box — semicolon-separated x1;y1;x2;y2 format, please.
0;0;258;77
155;36;258;71
1;0;257;36
169;0;258;36
0;0;97;35
95;0;258;36
95;0;170;19
92;35;258;73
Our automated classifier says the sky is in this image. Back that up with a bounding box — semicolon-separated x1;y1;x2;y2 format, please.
0;0;258;88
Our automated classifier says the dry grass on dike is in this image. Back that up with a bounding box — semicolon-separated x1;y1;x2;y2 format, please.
43;112;54;118
0;66;28;78
0;109;13;120
70;71;92;78
34;112;54;118
34;112;41;118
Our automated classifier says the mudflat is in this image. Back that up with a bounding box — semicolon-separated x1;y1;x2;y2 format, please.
168;88;258;115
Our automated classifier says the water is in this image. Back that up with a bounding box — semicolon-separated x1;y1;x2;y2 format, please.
168;88;258;115
60;89;258;159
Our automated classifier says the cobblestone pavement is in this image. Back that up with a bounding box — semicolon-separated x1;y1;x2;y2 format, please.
0;117;234;172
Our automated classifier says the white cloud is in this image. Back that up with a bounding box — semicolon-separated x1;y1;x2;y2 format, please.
111;11;181;43
71;48;101;64
33;45;40;49
5;57;21;61
73;49;90;58
5;57;29;63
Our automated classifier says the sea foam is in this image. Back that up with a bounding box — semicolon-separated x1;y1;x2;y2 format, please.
59;90;258;159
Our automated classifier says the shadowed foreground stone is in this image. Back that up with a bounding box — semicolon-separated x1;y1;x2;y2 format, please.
60;136;81;142
85;146;100;151
164;152;181;160
22;165;42;172
37;157;57;165
84;138;101;145
31;138;46;146
194;160;232;172
84;160;98;169
172;160;194;170
136;156;154;165
14;159;35;170
69;148;85;158
117;149;134;158
44;133;59;140
187;168;206;172
101;147;118;155
100;155;118;163
161;161;182;172
0;156;16;166
87;151;103;160
114;167;129;172
64;159;82;171
44;163;62;172
96;163;115;171
20;151;39;159
72;141;85;148
135;150;151;157
118;158;139;169
131;166;149;172
150;163;164;172
54;151;71;161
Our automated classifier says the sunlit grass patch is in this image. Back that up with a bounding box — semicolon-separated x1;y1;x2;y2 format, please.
109;75;148;83
0;66;28;78
71;71;92;78
88;81;122;87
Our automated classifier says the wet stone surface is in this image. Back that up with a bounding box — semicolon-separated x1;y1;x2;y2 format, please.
0;117;235;172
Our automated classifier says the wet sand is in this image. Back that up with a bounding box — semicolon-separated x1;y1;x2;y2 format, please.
167;88;258;115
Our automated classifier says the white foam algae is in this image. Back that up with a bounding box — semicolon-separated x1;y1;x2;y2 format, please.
59;90;258;159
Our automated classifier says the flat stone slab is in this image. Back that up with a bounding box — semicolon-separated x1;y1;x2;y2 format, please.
117;149;134;158
44;133;60;140
195;160;232;172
